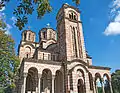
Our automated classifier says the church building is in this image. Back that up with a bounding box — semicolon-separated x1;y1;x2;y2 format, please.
16;4;113;93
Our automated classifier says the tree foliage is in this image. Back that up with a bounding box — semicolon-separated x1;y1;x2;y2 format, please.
0;20;20;92
0;0;80;30
111;69;120;93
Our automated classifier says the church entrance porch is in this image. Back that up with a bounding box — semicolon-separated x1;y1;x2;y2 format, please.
26;67;38;93
41;69;52;93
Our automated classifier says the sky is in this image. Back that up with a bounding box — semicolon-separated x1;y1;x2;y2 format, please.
0;0;120;72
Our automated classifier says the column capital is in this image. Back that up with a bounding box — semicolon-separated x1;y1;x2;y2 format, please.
38;73;42;78
23;73;28;77
52;75;55;79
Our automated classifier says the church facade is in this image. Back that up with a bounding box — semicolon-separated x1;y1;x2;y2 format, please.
16;4;113;93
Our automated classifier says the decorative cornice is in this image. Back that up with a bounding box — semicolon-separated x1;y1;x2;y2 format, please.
20;42;36;49
24;58;62;66
89;65;111;70
67;58;88;66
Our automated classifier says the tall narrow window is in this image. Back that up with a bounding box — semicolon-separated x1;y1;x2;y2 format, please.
74;15;76;20
43;53;44;60
69;14;72;19
28;33;31;40
89;72;94;90
71;13;74;19
24;33;26;41
26;54;29;58
73;27;78;58
43;32;46;38
48;54;51;60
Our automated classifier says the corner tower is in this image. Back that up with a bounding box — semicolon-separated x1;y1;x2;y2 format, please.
57;4;86;61
22;30;36;42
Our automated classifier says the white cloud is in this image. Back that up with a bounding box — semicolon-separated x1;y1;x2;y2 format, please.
0;12;5;19
114;13;120;22
0;7;5;12
104;22;120;36
5;24;12;35
104;0;120;36
10;16;17;27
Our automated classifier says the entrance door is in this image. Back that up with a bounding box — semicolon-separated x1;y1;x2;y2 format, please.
77;79;84;93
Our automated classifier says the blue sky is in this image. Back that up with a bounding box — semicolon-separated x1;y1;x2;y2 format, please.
0;0;120;72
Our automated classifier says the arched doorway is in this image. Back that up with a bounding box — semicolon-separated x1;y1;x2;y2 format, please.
77;69;85;93
26;67;38;93
41;69;52;93
77;79;84;93
55;70;63;93
103;74;111;93
95;73;103;93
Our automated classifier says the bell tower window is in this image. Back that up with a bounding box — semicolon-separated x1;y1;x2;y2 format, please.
28;33;31;40
43;32;46;39
69;14;72;19
73;27;78;58
69;11;77;21
74;15;76;20
24;33;26;41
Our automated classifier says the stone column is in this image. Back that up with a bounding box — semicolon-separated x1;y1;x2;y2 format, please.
93;77;96;93
101;79;105;93
38;74;42;93
23;73;27;93
109;80;113;93
52;75;55;93
68;74;70;92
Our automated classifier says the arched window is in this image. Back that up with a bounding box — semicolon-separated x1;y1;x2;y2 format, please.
69;14;72;19
89;72;94;90
74;15;76;20
24;33;26;40
43;32;46;39
73;27;78;58
71;13;74;19
48;54;51;60
68;11;78;20
43;53;44;60
25;46;31;58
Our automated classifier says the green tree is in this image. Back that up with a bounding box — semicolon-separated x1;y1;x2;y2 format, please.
0;20;20;92
0;0;80;30
111;69;120;93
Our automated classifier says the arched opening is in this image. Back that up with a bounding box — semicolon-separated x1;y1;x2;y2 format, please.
88;72;94;90
73;27;78;58
95;73;103;93
71;13;74;19
77;69;85;93
55;70;63;93
26;67;38;93
69;14;72;19
74;15;76;20
77;79;84;93
24;33;26;41
25;46;31;58
103;74;111;93
41;69;52;93
43;32;46;39
28;33;31;40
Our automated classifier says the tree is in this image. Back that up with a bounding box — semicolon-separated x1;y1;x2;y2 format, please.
0;19;20;92
0;0;80;30
111;69;120;93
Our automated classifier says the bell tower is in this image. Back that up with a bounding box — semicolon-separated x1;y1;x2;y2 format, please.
22;30;36;42
57;4;86;61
